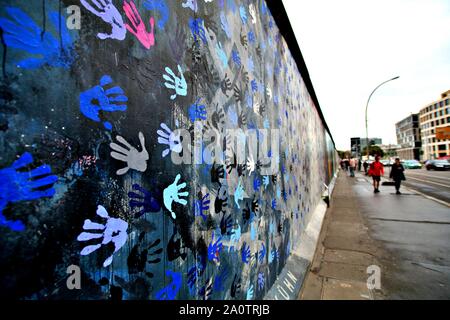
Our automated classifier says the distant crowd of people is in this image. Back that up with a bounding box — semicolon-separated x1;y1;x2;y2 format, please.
340;156;405;194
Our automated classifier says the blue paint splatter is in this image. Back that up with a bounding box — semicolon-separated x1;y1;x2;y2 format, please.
144;0;169;30
0;152;57;231
155;270;182;300
0;7;74;69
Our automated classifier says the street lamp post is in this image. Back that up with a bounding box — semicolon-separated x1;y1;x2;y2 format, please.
365;76;400;161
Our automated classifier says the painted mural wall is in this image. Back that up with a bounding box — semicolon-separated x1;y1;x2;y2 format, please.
0;0;336;299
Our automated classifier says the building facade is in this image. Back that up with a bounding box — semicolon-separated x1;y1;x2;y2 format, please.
395;114;421;160
419;90;450;160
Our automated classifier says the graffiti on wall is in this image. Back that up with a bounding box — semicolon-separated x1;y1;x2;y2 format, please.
0;0;336;299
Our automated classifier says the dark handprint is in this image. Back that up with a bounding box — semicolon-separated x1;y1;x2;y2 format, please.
221;73;232;97
0;152;57;231
211;162;225;184
211;107;226;132
240;28;248;49
128;184;161;218
220;212;233;236
167;227;188;261
0;7;74;68
214;185;228;214
127;232;162;275
231;274;241;298
169;22;186;63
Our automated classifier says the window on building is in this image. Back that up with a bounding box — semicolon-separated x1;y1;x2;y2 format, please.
447;117;450;123
438;145;446;151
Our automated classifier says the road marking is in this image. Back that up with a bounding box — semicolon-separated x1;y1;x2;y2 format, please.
405;171;450;181
368;217;450;225
405;176;450;188
402;187;450;208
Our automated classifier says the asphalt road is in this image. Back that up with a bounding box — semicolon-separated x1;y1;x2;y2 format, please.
381;167;450;205
352;172;450;299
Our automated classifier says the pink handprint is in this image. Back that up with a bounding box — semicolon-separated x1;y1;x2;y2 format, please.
123;0;155;49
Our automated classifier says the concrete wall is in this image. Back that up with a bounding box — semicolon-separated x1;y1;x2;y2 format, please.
0;0;336;299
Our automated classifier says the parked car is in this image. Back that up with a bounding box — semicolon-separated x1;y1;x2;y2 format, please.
425;160;450;170
380;159;392;167
403;160;422;169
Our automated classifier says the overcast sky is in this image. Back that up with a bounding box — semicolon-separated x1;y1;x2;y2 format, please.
282;0;450;150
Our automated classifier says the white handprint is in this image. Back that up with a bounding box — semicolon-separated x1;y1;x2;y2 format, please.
163;65;188;100
246;154;255;176
253;100;260;115
80;0;126;40
110;132;149;175
182;0;198;12
157;123;182;157
77;205;128;267
249;4;257;24
163;174;188;219
266;86;272;99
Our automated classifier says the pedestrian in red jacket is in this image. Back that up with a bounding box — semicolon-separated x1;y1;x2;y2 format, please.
368;155;384;193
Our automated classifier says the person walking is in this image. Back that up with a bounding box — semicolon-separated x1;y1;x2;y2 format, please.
368;155;384;193
349;158;355;177
390;158;406;194
363;161;369;175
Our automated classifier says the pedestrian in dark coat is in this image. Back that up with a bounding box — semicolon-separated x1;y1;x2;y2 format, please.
390;158;406;194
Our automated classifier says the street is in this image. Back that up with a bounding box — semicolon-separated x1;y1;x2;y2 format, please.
300;170;450;299
398;169;450;205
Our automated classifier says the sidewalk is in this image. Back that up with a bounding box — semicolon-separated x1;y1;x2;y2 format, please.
299;169;450;299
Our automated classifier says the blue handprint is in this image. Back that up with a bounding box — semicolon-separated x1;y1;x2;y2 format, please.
155;270;182;300
189;17;207;45
214;265;230;292
250;222;257;241
271;199;277;210
0;152;57;231
247;56;254;73
163;174;188;219
0;7;74;69
234;179;244;209
239;5;248;25
194;192;210;221
128;184;161;218
77;205;128;267
144;0;169;30
248;30;256;44
231;49;241;67
228;105;238;126
216;42;228;69
79;75;128;130
259;243;266;264
241;242;251;264
188;98;207;122
220;11;231;39
253;177;261;191
208;232;223;263
246;284;254;300
262;176;269;188
251;79;258;93
163;65;187;100
257;272;265;290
